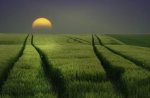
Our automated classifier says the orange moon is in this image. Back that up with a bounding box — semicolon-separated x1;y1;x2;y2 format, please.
32;18;52;29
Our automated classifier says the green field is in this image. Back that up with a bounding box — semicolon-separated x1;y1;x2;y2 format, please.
0;33;150;98
108;34;150;47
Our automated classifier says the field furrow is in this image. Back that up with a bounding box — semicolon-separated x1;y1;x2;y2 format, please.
0;33;149;98
0;35;56;98
0;34;28;91
92;35;126;98
95;34;125;45
106;45;150;71
34;34;123;98
96;35;150;71
31;35;64;98
94;35;150;98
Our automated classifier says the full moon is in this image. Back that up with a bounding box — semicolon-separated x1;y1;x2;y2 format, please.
32;17;52;29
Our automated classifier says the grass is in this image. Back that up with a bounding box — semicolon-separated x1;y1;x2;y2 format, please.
0;34;28;91
0;33;150;98
94;35;150;98
34;34;122;98
96;34;150;70
0;36;56;98
96;34;125;45
108;34;150;47
0;45;22;84
0;33;26;45
106;45;150;70
95;45;150;98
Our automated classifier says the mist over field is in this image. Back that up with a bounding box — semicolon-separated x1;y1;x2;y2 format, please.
0;0;150;33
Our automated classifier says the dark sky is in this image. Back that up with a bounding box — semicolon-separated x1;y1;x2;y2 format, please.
0;0;150;33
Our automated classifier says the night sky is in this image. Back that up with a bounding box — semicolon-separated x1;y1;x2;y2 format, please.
0;0;150;33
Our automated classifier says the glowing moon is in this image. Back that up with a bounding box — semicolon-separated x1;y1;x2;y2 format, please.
32;18;52;29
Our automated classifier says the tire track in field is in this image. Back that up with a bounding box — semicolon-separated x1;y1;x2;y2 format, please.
92;35;127;98
66;36;91;45
31;35;66;98
0;34;29;92
95;35;150;71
